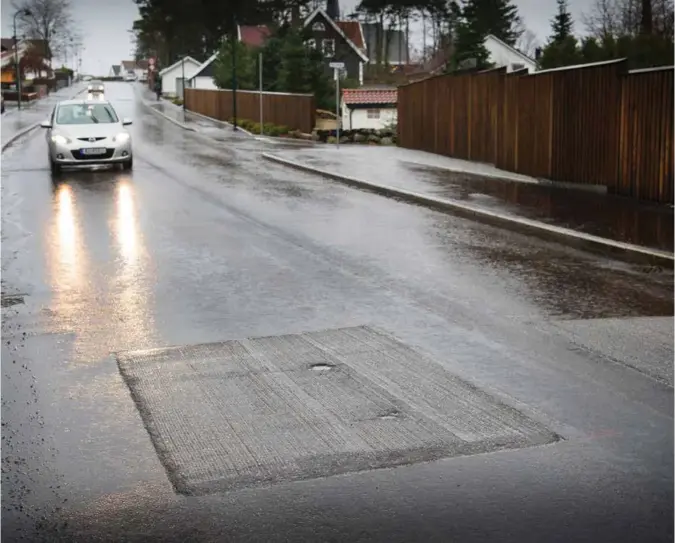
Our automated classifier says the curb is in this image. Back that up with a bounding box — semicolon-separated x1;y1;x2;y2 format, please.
144;101;196;132
1;86;87;153
262;153;674;267
183;108;255;137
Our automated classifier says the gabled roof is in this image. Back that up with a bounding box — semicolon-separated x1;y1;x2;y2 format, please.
190;52;217;80
343;87;397;105
484;34;536;67
159;56;201;77
121;60;136;71
336;21;365;51
111;64;121;75
238;25;271;48
303;8;369;62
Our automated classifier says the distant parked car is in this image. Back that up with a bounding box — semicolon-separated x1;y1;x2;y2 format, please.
41;99;133;175
124;72;137;82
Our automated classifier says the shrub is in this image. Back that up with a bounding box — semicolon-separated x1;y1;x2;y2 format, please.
380;137;394;145
327;136;337;144
367;134;381;144
353;133;367;143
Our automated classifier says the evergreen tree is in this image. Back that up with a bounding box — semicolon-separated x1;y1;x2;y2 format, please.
451;0;523;70
549;0;574;43
213;40;256;90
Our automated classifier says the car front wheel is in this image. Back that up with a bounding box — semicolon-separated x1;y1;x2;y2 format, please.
122;157;133;171
50;159;61;176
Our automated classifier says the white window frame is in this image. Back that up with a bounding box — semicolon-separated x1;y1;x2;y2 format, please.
322;39;335;58
306;38;316;49
367;109;380;119
312;22;325;31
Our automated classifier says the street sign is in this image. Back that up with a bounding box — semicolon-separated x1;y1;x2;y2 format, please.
329;62;344;69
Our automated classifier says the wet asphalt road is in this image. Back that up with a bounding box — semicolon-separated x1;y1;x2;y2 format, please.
1;83;673;542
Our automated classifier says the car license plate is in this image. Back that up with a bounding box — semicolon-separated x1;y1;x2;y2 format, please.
81;148;106;155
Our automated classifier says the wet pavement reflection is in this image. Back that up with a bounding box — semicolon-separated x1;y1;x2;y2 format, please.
1;82;672;542
271;147;674;252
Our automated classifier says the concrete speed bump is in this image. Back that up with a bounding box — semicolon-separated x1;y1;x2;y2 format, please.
117;326;560;496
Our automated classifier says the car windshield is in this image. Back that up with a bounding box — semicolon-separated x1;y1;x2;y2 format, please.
56;103;118;125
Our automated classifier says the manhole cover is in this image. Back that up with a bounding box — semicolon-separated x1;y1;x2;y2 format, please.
117;326;559;496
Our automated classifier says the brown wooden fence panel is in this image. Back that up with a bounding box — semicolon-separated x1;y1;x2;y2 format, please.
185;88;316;134
618;67;674;203
398;61;674;204
549;60;626;187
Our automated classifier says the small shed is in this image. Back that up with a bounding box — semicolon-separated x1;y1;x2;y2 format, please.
341;87;397;130
159;56;202;97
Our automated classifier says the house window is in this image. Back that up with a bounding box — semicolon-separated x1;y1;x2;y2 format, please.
367;109;380;119
511;63;525;71
306;38;316;49
322;39;335;58
312;22;325;31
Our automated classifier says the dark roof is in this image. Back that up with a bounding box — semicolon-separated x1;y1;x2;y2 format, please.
111;64;121;75
362;24;408;64
192;56;215;79
1;38;14;51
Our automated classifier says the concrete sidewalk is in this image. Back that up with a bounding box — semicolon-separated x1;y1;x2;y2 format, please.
265;146;673;255
1;83;87;149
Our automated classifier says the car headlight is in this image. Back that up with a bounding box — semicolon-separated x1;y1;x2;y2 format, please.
87;86;93;91
51;134;71;144
113;132;130;143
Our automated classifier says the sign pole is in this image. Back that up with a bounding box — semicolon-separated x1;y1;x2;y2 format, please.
335;69;340;149
329;62;344;150
259;52;263;136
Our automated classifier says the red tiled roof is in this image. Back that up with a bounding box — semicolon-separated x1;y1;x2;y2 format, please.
336;21;365;50
343;88;397;105
239;25;271;48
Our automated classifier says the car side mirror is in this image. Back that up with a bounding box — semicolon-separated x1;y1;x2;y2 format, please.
122;118;132;126
40;120;52;128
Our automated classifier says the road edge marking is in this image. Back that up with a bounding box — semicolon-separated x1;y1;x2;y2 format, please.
261;152;674;267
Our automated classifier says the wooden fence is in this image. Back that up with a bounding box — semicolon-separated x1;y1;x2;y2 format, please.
184;88;316;134
398;60;674;204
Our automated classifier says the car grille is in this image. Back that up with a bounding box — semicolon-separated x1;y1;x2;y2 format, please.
73;148;115;160
77;137;106;142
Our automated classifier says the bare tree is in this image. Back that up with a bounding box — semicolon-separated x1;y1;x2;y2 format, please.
11;0;75;66
516;28;540;58
583;0;620;38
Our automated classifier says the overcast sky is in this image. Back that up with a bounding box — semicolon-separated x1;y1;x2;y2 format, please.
1;0;590;75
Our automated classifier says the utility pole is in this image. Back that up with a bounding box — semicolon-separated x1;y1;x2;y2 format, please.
13;8;31;110
181;56;186;112
231;20;238;131
258;52;263;135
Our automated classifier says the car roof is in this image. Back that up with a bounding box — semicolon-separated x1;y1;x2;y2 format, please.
56;99;113;107
89;80;103;84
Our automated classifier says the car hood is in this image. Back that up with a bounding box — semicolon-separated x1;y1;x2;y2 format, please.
53;124;126;140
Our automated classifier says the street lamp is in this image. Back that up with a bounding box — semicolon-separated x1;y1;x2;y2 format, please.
13;8;32;110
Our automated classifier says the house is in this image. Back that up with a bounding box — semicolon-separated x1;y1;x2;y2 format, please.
189;25;271;90
0;38;51;83
484;34;538;73
121;60;149;80
109;64;121;78
341;87;397;130
302;5;369;85
159;56;202;97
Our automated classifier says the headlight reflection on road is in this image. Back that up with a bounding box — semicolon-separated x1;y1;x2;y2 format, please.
116;180;138;265
56;184;78;276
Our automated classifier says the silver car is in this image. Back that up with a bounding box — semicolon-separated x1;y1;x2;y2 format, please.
87;79;104;94
41;100;133;174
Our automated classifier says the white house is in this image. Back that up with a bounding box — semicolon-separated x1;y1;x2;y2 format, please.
121;60;150;81
188;53;218;90
341;87;397;131
159;56;202;97
484;34;538;73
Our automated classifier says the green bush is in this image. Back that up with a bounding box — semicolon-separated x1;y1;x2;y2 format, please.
172;97;183;106
327;136;337;144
